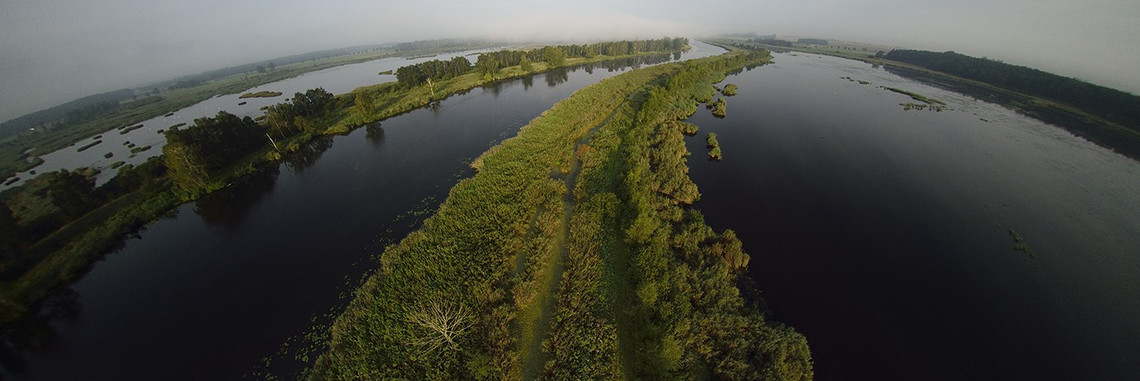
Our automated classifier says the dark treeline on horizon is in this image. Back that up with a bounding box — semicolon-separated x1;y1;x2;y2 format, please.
885;49;1140;130
0;89;137;139
395;38;689;88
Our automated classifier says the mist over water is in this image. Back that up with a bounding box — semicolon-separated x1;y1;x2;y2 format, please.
3;0;1139;122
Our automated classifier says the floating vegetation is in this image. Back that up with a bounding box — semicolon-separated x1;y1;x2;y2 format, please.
711;97;727;118
881;86;945;105
120;124;145;134
77;140;102;152
238;101;248;106
92;135;102;140
901;103;946;112
156;129;164;134
110;161;126;169
130;145;152;154
722;83;739;96
239;91;283;99
169;122;187;129
1008;229;1034;257
165;112;175;117
3;177;19;186
104;152;113;158
378;70;394;75
841;76;872;85
707;132;723;160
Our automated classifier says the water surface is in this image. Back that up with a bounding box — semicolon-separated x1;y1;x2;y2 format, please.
685;52;1140;380
1;41;724;380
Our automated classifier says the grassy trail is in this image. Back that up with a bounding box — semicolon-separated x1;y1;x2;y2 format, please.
518;91;633;380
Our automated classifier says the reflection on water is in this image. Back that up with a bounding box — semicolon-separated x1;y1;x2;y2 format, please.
365;123;385;147
283;137;334;173
0;289;80;374
194;167;280;228
0;40;730;380
684;52;1140;380
545;67;569;87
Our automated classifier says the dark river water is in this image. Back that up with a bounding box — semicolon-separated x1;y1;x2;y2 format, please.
0;42;723;380
685;53;1140;380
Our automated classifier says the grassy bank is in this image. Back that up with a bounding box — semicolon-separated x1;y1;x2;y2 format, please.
0;45;494;180
310;49;812;379
0;46;692;343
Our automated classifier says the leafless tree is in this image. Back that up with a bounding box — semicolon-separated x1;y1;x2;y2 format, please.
406;298;472;353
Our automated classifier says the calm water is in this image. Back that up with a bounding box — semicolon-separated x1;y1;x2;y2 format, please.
1;48;500;190
0;42;723;380
685;53;1140;380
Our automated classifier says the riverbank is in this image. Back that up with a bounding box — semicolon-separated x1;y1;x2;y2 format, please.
311;49;812;379
0;45;695;342
0;44;501;181
723;39;1140;161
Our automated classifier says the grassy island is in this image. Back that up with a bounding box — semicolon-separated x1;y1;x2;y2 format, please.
311;48;811;380
722;83;738;96
0;38;702;340
711;97;727;118
706;132;723;160
238;91;284;99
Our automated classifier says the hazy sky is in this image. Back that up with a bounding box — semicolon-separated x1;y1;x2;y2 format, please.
2;0;1138;122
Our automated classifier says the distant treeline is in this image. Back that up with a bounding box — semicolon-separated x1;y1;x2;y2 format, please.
395;57;473;87
391;38;491;52
797;38;829;45
395;38;689;88
0;89;135;138
752;38;793;47
885;50;1140;129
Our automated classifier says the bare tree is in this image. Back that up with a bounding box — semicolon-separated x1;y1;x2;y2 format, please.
406;298;472;353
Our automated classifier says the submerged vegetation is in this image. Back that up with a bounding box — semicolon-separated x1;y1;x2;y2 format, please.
881;86;945;105
1008;229;1033;257
311;47;810;380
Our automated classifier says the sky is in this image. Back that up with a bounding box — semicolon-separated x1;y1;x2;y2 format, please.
2;0;1138;123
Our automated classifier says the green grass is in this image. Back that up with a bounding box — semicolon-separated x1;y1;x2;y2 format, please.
706;132;723;160
311;48;812;380
0;186;179;325
0;45;699;338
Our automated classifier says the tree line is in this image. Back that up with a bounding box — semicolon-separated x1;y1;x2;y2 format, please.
396;38;690;87
885;49;1140;130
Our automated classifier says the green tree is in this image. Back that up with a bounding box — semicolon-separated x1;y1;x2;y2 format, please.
476;56;500;79
163;111;266;196
543;47;567;67
520;56;534;71
47;170;98;218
